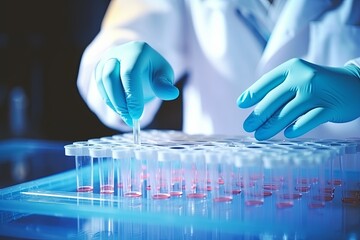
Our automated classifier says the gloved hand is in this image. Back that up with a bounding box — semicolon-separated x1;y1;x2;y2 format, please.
95;41;179;126
237;58;360;140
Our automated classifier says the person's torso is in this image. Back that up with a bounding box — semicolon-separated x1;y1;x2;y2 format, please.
182;0;360;138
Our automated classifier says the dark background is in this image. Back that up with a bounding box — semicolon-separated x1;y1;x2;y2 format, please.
0;0;184;142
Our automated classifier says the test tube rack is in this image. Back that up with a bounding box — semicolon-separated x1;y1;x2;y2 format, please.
64;130;360;208
0;130;359;239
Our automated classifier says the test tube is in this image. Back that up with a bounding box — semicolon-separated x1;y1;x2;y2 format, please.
262;149;286;196
167;146;185;197
181;149;207;199
335;141;359;204
274;154;297;209
112;146;132;197
291;146;315;194
232;152;243;195
89;145;114;194
307;148;331;208
116;146;142;198
205;150;233;203
237;149;264;207
149;149;172;200
328;142;345;187
64;144;93;192
313;140;344;188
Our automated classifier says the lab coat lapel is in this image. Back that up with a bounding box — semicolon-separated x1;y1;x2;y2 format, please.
257;0;333;75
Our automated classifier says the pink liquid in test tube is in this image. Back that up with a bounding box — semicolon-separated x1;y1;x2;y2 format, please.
89;146;114;194
65;144;94;193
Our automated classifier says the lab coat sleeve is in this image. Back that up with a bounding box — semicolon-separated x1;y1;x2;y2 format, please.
77;0;186;132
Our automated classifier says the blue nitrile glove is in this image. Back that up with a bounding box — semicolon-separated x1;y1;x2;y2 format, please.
237;58;360;140
95;41;179;126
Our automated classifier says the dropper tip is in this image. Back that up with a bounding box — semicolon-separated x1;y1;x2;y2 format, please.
133;119;141;145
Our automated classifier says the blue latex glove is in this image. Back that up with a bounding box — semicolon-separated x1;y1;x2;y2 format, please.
95;41;179;126
237;58;360;140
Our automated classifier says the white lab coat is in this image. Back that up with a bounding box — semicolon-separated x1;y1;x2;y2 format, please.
77;0;360;139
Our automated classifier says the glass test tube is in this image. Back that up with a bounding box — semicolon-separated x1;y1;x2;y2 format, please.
149;149;172;200
238;149;264;207
328;143;345;187
262;150;285;196
263;146;292;197
307;149;330;209
205;150;233;202
314;140;343;188
167;146;186;197
272;151;304;209
336;141;359;204
291;147;315;194
232;152;243;195
89;145;114;194
65;144;94;192
313;146;336;202
181;149;207;199
112;146;132;197
119;146;144;198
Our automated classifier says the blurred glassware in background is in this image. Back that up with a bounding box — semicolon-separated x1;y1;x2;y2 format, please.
9;86;28;137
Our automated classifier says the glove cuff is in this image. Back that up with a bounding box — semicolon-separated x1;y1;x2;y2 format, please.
344;63;360;79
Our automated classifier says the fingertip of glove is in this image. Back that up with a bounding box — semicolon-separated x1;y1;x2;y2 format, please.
165;86;180;100
254;131;268;141
284;125;299;139
243;121;253;133
243;114;259;132
237;91;252;108
153;77;179;100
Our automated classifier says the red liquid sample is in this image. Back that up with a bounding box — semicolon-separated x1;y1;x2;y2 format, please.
308;202;325;209
170;191;183;197
124;192;142;198
213;197;232;203
295;186;311;193
313;194;334;202
297;178;310;184
232;189;241;195
245;200;264;207
263;191;272;197
263;184;279;191
276;202;294;209
319;187;335;194
152;193;171;200
187;193;206;199
100;185;114;194
329;179;342;186
237;181;255;188
77;186;93;192
342;197;360;204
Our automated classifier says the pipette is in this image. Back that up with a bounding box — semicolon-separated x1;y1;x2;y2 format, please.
133;119;141;145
